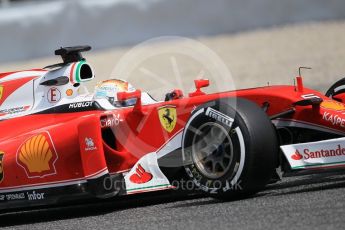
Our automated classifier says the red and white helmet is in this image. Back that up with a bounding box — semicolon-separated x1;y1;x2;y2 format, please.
94;79;137;107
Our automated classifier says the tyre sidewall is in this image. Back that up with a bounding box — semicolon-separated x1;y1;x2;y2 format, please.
182;98;277;196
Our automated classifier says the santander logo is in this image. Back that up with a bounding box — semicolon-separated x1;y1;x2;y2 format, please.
290;145;345;160
129;164;153;184
291;150;303;160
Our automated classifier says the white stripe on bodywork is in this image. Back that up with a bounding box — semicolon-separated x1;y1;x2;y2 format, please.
0;71;46;82
157;129;183;158
85;168;109;179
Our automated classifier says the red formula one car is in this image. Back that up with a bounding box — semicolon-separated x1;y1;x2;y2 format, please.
1;46;345;210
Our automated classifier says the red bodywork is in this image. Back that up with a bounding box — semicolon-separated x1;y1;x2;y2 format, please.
0;76;344;208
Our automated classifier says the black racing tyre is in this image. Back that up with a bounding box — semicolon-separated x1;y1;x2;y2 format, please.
182;98;278;199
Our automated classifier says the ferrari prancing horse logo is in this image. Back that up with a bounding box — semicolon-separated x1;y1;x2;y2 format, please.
0;85;3;100
158;106;177;132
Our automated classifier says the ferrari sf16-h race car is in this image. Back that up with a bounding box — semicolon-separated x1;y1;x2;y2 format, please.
0;46;345;210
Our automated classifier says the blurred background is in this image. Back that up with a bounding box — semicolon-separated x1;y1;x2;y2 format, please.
0;0;345;95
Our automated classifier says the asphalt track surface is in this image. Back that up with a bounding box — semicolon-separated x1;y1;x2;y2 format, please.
1;170;345;230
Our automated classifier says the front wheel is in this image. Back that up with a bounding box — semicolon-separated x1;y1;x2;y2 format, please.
182;98;278;199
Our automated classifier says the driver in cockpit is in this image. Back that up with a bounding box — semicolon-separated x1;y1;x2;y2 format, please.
93;79;137;107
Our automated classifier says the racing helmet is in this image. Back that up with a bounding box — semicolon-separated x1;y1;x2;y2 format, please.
94;79;137;107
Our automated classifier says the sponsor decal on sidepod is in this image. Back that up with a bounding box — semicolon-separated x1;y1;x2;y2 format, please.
321;100;345;127
321;100;345;111
322;112;345;128
16;132;58;178
0;191;45;202
85;137;97;151
100;114;123;128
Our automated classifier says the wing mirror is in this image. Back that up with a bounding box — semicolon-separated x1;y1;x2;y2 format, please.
195;79;209;89
117;89;142;113
189;79;210;97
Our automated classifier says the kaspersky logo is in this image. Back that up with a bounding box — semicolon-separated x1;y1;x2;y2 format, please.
291;145;345;160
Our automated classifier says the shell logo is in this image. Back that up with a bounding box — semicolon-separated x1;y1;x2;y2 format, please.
17;132;58;178
321;100;345;111
66;89;73;97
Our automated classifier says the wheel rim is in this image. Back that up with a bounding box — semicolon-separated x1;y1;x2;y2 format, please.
191;122;234;179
